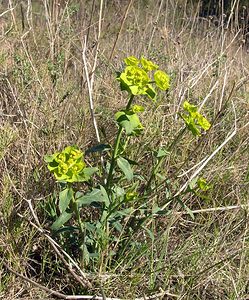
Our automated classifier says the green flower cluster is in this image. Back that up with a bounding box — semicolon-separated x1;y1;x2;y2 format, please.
117;56;170;100
181;101;211;136
45;146;95;183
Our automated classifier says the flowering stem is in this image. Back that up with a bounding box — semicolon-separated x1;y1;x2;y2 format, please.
71;191;85;266
145;127;186;192
106;94;134;193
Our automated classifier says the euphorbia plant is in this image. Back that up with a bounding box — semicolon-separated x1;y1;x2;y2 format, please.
44;56;171;269
44;146;98;266
180;101;211;136
44;56;211;271
106;56;170;190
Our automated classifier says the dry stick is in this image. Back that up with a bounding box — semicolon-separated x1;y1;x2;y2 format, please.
151;93;238;215
147;0;164;52
82;32;106;178
87;0;106;175
17;212;92;289
173;126;236;201
8;0;17;30
3;262;67;299
86;0;96;45
0;6;15;17
221;0;239;54
25;0;38;49
82;32;105;185
175;204;248;216
90;0;103;92
189;29;241;91
20;26;49;100
199;80;219;111
4;261;177;300
82;36;101;143
172;100;237;200
136;290;179;299
177;155;208;178
109;0;133;61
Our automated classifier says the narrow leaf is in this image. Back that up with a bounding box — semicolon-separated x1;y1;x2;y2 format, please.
176;197;195;220
117;157;133;181
85;144;111;155
76;189;105;208
51;211;73;231
83;167;98;180
157;147;169;158
59;188;73;213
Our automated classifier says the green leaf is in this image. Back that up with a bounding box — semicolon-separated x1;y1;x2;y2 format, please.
125;191;138;201
188;121;201;136
176;197;195;220
117;157;133;181
44;154;55;163
59;188;73;213
112;221;123;232
188;177;198;190
115;110;143;136
156;147;169;158
152;204;161;214
45;145;88;183
181;114;201;136
246;168;249;181
182;101;211;136
184;204;195;220
56;226;79;234
100;185;110;207
143;226;155;241
82;167;98;180
51;211;73;231
115;207;134;216
154;70;170;90
145;84;157;100
114;186;126;198
85;144;111;155
76;188;106;208
155;173;167;180
80;243;90;266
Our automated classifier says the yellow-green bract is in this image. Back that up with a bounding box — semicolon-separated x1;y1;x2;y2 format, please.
117;56;170;100
181;101;211;136
154;70;170;90
140;56;159;71
44;146;97;183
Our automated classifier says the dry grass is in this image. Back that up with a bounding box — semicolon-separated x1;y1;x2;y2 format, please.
0;0;249;299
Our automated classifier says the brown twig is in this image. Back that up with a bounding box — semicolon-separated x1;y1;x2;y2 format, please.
175;204;248;215
3;262;67;299
17;212;92;289
3;261;178;299
109;0;133;61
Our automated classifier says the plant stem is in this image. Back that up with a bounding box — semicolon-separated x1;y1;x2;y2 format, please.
145;127;186;192
106;94;134;192
72;193;85;267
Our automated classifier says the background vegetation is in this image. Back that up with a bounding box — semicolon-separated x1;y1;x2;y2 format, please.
0;0;249;299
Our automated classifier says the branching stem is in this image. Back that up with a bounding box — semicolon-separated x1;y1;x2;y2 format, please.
71;189;85;267
106;95;134;192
